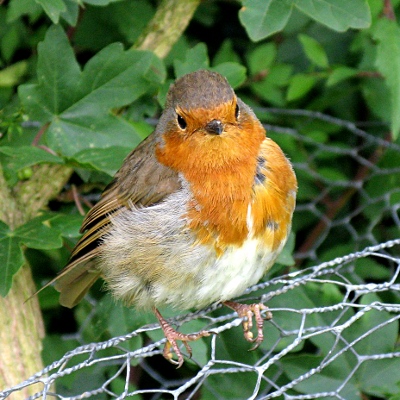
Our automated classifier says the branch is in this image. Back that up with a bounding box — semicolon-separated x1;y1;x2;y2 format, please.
135;0;200;58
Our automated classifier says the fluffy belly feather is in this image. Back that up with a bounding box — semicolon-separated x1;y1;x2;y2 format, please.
98;188;283;310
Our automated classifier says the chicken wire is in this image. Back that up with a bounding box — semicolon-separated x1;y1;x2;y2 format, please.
1;110;400;399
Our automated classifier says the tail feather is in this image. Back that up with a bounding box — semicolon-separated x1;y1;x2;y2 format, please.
29;249;101;308
56;265;101;308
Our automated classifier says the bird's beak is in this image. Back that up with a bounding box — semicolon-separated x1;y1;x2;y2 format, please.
205;119;224;135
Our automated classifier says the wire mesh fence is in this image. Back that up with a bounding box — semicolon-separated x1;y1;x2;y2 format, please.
1;110;400;399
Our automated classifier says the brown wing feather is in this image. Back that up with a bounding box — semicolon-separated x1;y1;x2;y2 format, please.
37;132;181;308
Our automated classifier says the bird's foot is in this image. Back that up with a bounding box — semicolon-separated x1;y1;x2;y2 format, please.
154;308;212;368
223;301;272;350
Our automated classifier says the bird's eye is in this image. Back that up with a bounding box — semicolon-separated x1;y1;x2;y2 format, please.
177;114;187;129
235;103;240;119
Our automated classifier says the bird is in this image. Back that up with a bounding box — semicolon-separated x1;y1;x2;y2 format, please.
41;69;297;367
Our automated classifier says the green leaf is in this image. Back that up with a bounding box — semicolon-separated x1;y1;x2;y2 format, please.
326;66;357;86
35;0;66;23
360;359;400;398
0;214;80;296
0;221;25;297
72;146;132;176
74;0;154;50
0;146;63;171
212;62;247;88
373;19;400;139
287;73;317;101
250;64;293;106
7;0;42;23
318;167;348;181
248;43;277;75
20;24;81;121
0;61;28;87
298;34;329;68
19;25;166;157
213;39;241;66
14;216;63;250
60;0;79;26
239;0;292;42
295;0;371;31
45;213;83;239
281;354;359;399
344;293;398;356
173;43;209;78
84;0;122;5
361;77;392;124
202;372;258;398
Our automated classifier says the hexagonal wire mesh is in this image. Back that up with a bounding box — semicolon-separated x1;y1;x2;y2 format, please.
1;109;400;399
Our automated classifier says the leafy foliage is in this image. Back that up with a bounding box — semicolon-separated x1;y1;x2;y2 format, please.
1;0;400;397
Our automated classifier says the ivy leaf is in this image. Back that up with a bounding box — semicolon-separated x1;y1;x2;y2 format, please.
239;0;371;42
239;0;292;42
19;25;166;157
0;214;82;297
34;0;118;24
0;221;25;297
60;0;80;26
35;0;66;23
7;0;42;23
0;146;63;170
295;0;371;31
71;146;132;176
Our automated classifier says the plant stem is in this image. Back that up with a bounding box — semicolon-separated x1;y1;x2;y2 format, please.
135;0;200;58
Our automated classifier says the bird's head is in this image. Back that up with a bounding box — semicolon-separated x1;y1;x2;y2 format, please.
155;70;265;173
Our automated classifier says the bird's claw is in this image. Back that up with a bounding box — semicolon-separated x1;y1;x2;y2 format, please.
154;307;212;368
162;330;212;368
224;301;272;350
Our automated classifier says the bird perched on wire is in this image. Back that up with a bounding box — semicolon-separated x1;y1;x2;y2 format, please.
41;69;297;367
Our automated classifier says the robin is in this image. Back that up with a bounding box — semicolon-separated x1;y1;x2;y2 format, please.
41;70;297;367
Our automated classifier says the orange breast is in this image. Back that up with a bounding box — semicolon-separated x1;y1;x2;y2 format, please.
156;112;296;253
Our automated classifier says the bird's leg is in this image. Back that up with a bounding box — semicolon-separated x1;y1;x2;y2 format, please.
153;307;212;368
223;301;272;350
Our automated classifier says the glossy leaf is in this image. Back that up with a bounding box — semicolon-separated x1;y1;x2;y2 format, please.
35;0;66;23
0;146;63;170
295;0;371;31
239;0;292;41
239;0;371;42
19;25;165;157
0;214;82;297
